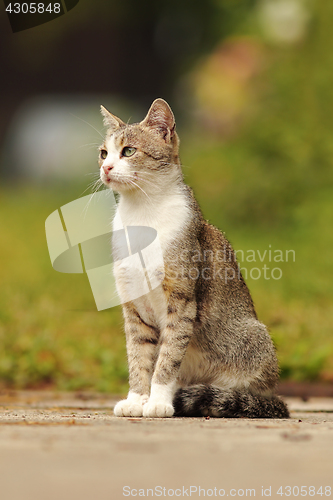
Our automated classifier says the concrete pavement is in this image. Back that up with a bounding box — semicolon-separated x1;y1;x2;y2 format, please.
0;391;332;500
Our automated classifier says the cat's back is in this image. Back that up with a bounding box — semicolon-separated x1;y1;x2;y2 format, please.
194;218;257;324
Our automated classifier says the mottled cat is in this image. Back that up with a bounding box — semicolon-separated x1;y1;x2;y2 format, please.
98;99;289;419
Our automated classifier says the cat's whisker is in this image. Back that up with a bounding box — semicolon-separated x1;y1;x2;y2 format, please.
77;142;100;150
93;178;104;191
127;179;152;203
90;182;103;197
70;113;104;139
114;171;156;185
118;173;160;192
81;179;106;218
85;172;101;178
104;173;150;196
81;176;103;195
82;176;104;196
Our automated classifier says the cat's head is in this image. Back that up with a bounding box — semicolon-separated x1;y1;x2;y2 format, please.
99;99;181;194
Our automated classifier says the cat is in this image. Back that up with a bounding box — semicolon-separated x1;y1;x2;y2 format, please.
98;98;289;419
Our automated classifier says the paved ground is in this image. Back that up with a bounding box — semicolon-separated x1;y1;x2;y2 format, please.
0;391;332;500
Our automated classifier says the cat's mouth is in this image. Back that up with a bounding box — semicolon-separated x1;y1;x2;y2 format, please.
102;174;131;190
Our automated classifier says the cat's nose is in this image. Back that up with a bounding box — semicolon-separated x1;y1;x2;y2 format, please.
103;164;114;174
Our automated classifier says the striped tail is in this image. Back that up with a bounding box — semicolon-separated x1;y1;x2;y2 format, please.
173;385;289;419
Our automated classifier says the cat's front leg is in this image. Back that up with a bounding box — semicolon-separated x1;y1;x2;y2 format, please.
114;303;159;417
142;381;178;417
143;293;196;418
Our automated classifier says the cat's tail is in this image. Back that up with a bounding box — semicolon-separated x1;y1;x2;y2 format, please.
173;385;289;419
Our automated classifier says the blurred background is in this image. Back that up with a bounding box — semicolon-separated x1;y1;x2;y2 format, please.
0;0;332;393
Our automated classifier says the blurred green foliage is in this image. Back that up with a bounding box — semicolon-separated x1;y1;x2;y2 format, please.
237;1;333;225
0;186;129;392
181;0;333;382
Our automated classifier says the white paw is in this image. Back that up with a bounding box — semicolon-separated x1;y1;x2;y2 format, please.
114;399;144;417
143;401;174;418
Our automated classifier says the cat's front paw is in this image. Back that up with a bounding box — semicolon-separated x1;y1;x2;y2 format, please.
114;397;146;417
143;401;174;418
114;400;143;417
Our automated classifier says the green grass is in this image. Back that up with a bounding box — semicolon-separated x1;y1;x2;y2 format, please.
0;184;127;392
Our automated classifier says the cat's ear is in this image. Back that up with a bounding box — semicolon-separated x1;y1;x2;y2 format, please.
100;105;125;131
141;99;175;143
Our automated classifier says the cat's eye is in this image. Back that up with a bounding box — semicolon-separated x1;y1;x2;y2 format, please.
100;149;108;160
122;147;136;157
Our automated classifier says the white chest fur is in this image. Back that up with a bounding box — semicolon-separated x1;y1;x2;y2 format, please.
113;188;189;328
113;189;189;248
